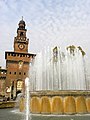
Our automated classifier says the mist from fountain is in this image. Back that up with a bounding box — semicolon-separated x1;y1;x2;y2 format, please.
29;46;89;91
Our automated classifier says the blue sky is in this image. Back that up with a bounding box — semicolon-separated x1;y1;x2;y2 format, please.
0;0;90;68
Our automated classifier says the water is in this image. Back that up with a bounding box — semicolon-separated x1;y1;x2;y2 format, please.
25;77;30;120
0;108;90;120
25;46;90;120
29;46;90;91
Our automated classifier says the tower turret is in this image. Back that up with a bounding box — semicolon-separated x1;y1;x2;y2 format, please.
14;17;29;53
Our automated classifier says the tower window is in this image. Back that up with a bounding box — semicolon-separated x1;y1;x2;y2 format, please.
9;72;11;74
14;72;16;75
20;32;23;36
19;72;21;75
24;72;26;75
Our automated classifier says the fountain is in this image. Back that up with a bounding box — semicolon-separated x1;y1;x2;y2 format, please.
30;45;87;91
20;45;90;115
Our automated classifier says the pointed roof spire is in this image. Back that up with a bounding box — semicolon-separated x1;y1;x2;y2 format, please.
22;16;23;20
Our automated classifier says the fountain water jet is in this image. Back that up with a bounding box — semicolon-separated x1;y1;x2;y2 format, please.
25;77;31;120
30;46;88;91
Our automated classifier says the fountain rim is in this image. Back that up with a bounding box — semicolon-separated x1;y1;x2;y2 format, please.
30;90;90;97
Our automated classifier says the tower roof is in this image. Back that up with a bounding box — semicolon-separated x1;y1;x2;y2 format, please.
18;17;26;31
19;20;25;26
18;16;26;26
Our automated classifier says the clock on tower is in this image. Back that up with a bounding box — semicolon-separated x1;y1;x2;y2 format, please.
18;43;25;50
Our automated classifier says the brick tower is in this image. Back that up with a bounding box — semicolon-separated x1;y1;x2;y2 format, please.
5;18;35;99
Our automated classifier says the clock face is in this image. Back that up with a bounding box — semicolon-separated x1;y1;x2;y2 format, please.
18;43;25;50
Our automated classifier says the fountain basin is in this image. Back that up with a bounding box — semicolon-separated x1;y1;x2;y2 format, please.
19;90;90;114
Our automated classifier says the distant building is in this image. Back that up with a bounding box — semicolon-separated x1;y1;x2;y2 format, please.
0;67;7;96
5;18;35;99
